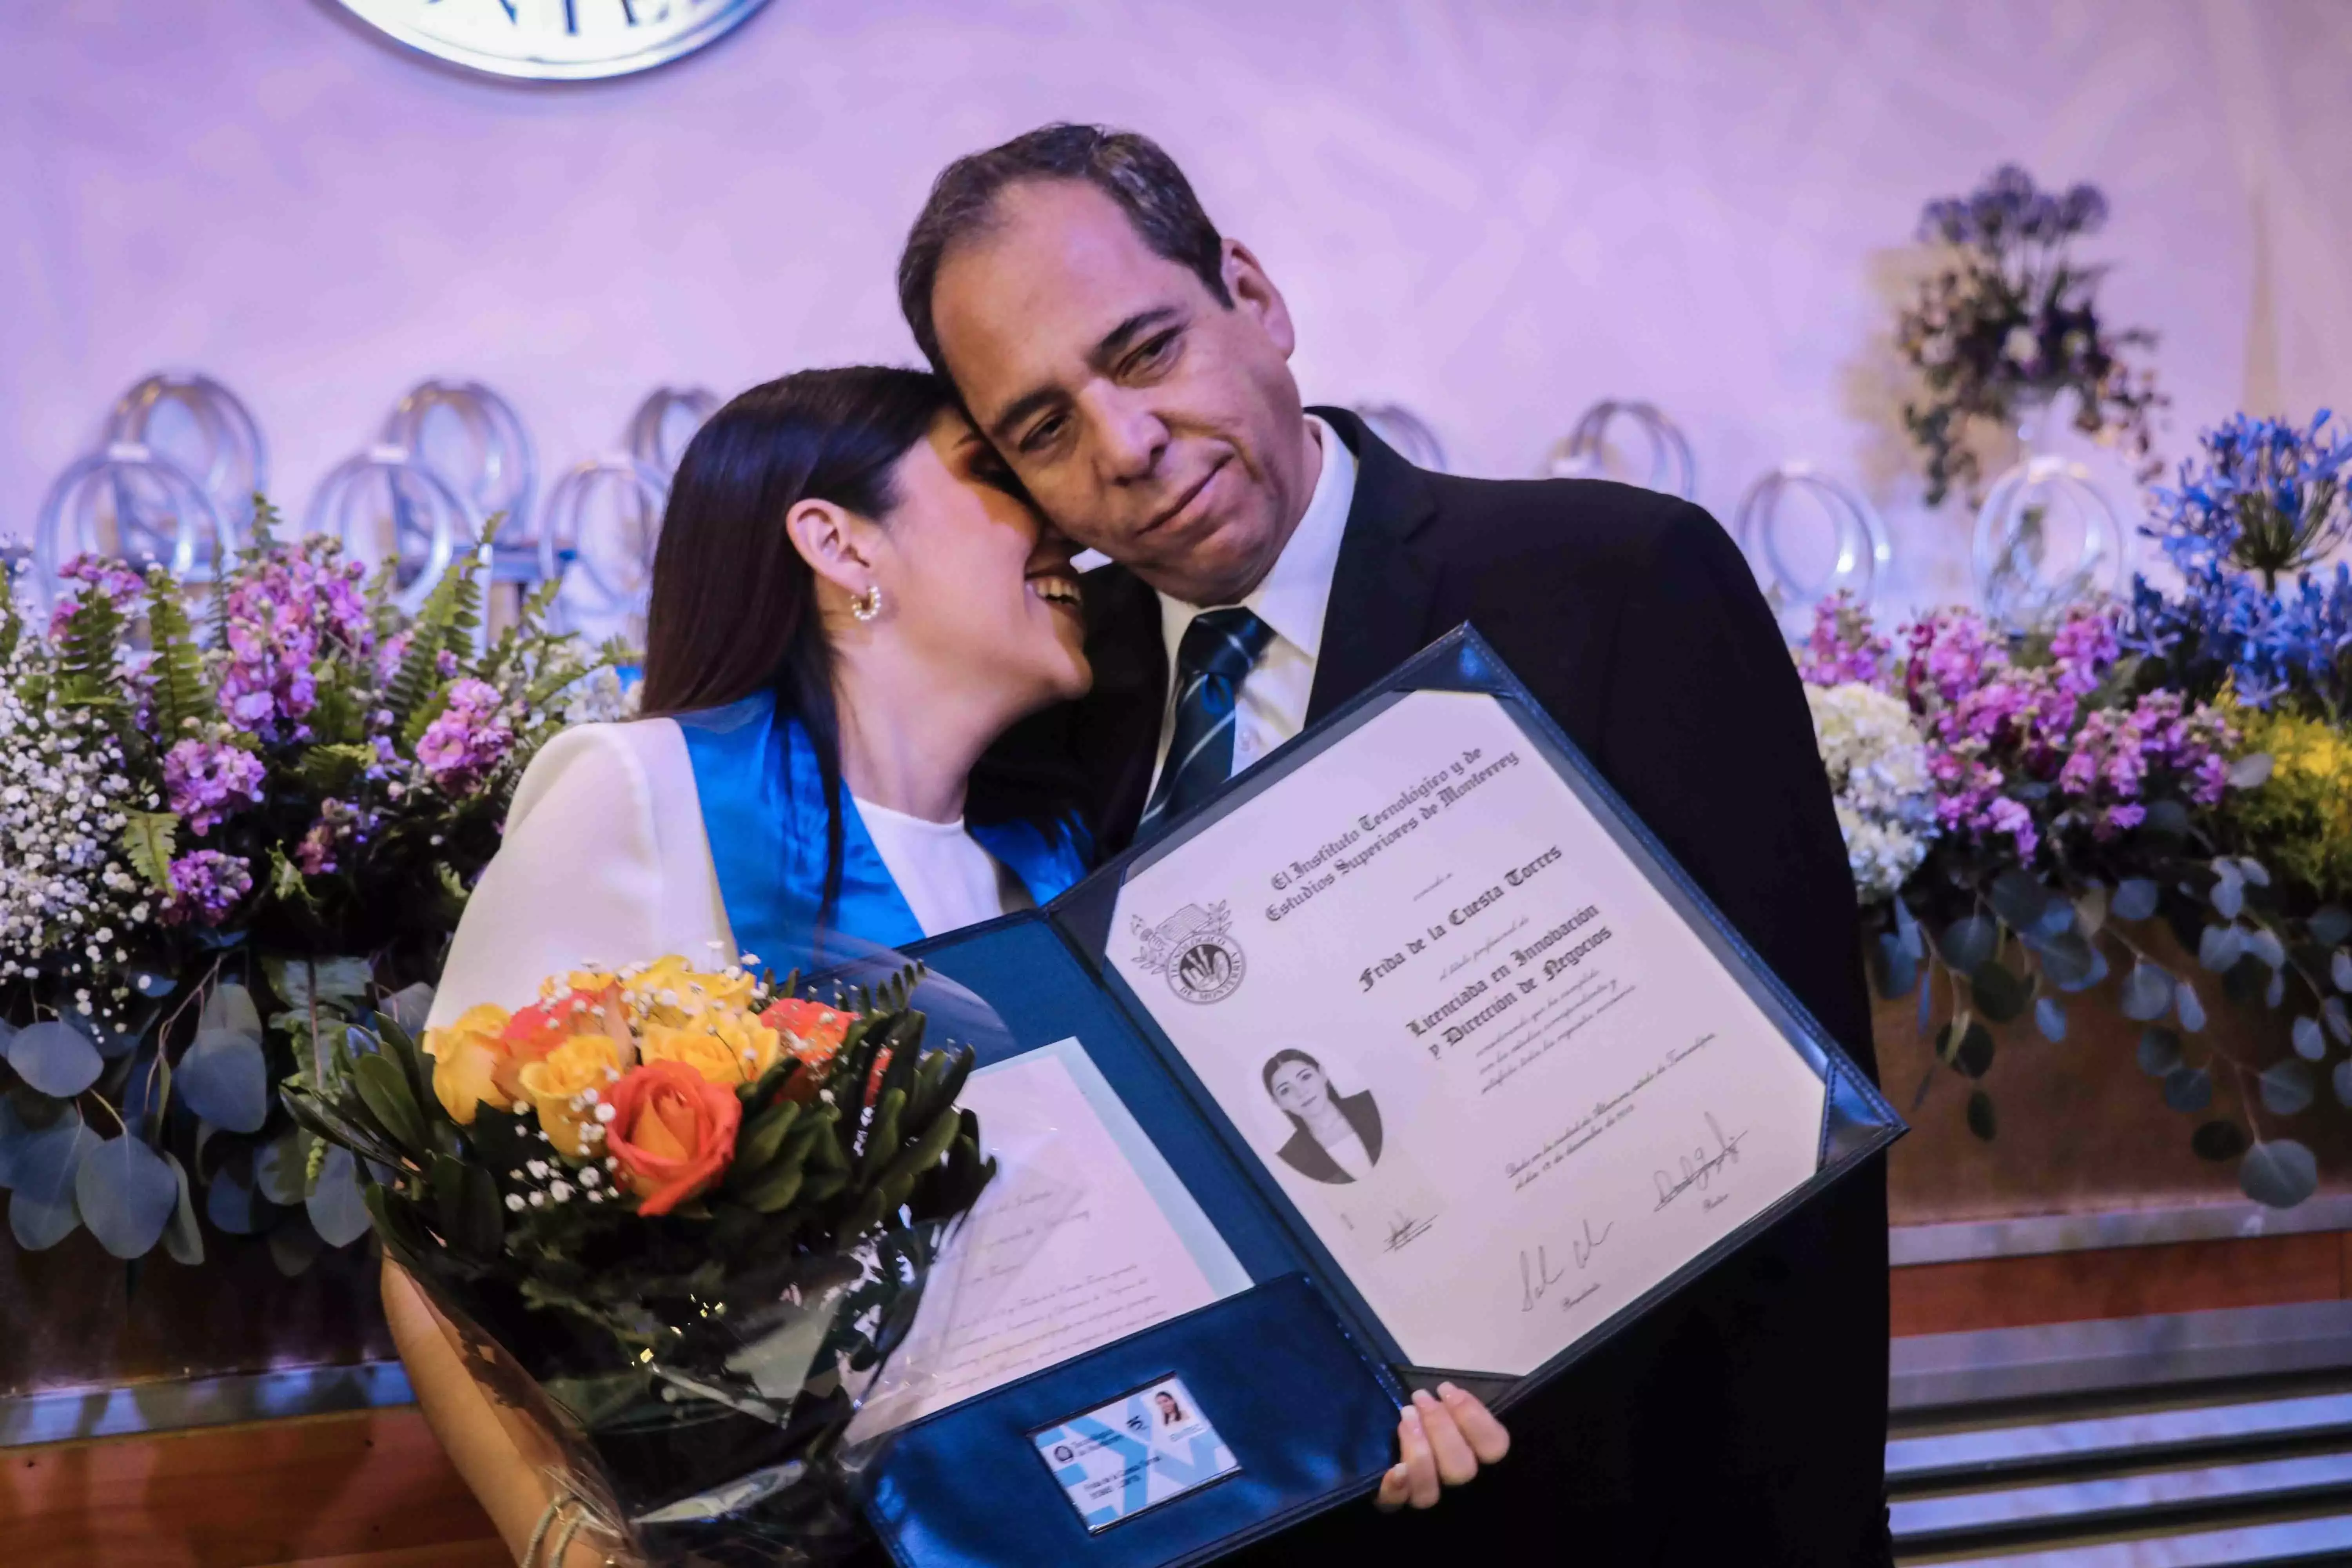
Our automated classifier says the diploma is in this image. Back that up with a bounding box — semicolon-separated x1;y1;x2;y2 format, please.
1103;679;1877;1379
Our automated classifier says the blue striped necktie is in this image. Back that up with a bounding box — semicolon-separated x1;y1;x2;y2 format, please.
1138;607;1276;835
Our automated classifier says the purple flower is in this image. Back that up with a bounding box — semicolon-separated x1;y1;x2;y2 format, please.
414;679;514;794
1797;592;1892;687
45;557;146;641
214;537;376;742
162;738;266;835
295;797;370;877
2047;603;2121;698
162;850;252;927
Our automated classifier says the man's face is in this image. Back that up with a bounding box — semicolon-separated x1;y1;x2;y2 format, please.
928;180;1319;608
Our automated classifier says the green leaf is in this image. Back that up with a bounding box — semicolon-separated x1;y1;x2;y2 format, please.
1936;1018;1995;1079
2240;1139;2319;1209
1970;961;2029;1024
2191;1120;2250;1162
1965;1089;1998;1142
264;954;373;1012
120;811;181;895
388;519;496;737
140;568;215;740
738;1161;806;1214
296;742;381;796
354;1053;430;1156
734;1100;802;1174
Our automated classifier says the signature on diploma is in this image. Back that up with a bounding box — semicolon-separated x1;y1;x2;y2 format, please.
1519;1219;1613;1311
1385;1210;1437;1253
1651;1112;1748;1213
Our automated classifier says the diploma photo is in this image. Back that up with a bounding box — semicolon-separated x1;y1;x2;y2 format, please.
1263;1049;1386;1184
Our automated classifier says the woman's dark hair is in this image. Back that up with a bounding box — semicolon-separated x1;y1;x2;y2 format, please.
1261;1049;1323;1101
638;367;954;918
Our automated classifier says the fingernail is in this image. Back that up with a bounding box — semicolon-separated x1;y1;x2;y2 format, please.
1437;1381;1463;1400
1412;1388;1438;1408
1403;1404;1425;1431
1387;1464;1408;1484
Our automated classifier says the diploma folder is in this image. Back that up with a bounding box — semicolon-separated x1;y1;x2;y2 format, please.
861;626;1902;1567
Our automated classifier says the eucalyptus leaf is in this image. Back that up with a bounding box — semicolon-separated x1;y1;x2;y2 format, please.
2326;996;2351;1045
1938;1020;1994;1079
2163;1065;2214;1114
381;982;435;1039
2112;878;2161;923
2334;950;2352;994
2262;1059;2318;1116
9;1020;103;1098
2235;856;2272;888
2227;752;2275;789
2191;1120;2250;1161
2176;982;2209;1034
264;953;373;1013
1940;916;1997;974
1868;935;1917;1000
2137;1027;2183;1076
2267;969;2288;1009
74;1135;176;1258
254;1125;316;1207
160;1150;203;1266
1989;869;2050;934
2210;875;2245;922
305;1147;371;1248
1971;962;2029;1024
1965;1089;1997;1142
2075;884;2109;937
2053;946;2109;995
2294;1016;2327;1062
2240;1139;2320;1210
2198;924;2245;972
268;1209;325;1277
2034;996;2067;1042
1892;896;1923;960
200;983;263;1040
6;1108;92;1249
2120;964;2174;1022
2308;907;2352;948
177;1030;269;1134
2247;928;2287;971
2336;1059;2352;1109
2031;929;2096;989
205;1152;269;1236
2144;799;2192;840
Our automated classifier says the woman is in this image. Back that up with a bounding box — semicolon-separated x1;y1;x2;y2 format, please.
1263;1049;1384;1185
387;368;1503;1565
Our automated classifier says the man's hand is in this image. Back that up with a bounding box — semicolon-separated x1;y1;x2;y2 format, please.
1374;1383;1510;1510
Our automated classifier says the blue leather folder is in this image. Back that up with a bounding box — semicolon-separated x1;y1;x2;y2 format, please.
859;627;1903;1566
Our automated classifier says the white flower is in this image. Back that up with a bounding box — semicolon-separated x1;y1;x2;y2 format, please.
2002;325;2039;368
1807;682;1937;903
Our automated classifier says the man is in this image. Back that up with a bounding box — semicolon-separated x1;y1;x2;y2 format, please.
902;125;1889;1564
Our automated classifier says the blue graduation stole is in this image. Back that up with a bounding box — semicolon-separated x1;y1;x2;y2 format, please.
670;693;1089;973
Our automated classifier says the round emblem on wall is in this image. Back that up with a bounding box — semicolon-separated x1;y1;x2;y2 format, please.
333;0;770;82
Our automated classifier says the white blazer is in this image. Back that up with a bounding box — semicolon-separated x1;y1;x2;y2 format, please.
425;720;731;1030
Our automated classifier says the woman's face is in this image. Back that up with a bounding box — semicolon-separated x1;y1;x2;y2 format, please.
1268;1059;1330;1116
872;411;1091;717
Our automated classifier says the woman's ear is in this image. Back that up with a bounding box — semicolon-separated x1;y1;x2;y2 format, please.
784;498;880;603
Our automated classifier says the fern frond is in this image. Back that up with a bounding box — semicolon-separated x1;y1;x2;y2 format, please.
143;568;216;741
122;810;180;894
54;588;130;712
479;577;562;683
384;519;495;730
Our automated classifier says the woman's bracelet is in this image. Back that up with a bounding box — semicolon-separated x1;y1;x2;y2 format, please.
522;1488;626;1568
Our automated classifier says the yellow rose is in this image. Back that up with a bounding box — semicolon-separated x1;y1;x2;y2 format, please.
642;1011;780;1087
626;956;757;1025
423;1004;512;1125
517;1034;623;1159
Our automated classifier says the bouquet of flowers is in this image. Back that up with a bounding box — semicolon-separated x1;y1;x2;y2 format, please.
1897;163;2165;506
1793;594;2348;1205
0;508;627;1263
283;954;994;1564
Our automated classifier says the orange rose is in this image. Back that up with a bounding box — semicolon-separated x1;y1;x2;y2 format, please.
604;1061;741;1216
758;998;856;1099
425;1004;514;1124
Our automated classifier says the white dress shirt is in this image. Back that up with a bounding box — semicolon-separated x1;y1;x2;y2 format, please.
853;796;1033;939
1149;416;1358;795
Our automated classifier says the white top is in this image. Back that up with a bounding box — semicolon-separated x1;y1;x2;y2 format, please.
1317;1125;1374;1181
427;719;1026;1030
1149;415;1359;795
852;795;1033;940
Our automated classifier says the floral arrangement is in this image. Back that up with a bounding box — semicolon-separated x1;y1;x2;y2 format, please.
284;956;992;1564
1798;588;2352;1208
1897;163;2166;506
0;510;628;1263
2124;410;2352;711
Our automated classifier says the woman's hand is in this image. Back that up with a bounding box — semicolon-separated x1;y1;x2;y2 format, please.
1374;1383;1510;1511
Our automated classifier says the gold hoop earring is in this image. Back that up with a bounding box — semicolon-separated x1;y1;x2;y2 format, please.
851;584;884;623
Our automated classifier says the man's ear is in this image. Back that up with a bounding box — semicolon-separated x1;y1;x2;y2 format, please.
784;498;879;602
1222;238;1297;359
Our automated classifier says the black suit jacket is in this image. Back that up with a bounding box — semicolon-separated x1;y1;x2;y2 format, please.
980;410;1890;1566
1276;1090;1385;1184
